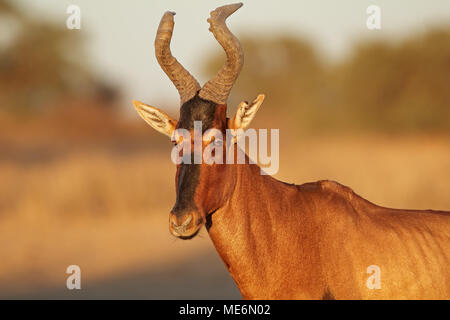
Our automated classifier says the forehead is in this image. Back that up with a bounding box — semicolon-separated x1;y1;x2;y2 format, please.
177;95;220;131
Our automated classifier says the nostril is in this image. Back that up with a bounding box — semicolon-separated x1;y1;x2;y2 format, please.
181;215;192;227
169;212;202;238
170;213;193;228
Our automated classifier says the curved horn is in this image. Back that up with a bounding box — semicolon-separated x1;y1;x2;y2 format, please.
155;11;201;106
199;3;244;105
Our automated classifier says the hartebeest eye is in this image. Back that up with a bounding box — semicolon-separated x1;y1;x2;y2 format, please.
203;135;223;147
171;137;180;146
171;128;191;146
202;128;223;147
213;138;223;147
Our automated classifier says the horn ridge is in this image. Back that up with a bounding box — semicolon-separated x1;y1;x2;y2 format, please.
155;11;201;106
199;3;244;105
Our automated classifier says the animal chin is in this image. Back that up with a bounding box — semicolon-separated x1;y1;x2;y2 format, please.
177;228;201;240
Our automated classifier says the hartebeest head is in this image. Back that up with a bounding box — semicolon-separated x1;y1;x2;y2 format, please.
133;3;264;239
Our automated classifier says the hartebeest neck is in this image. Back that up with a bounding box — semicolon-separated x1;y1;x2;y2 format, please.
206;161;326;299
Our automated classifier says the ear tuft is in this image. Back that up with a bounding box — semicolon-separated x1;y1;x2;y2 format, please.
132;100;177;138
231;94;265;130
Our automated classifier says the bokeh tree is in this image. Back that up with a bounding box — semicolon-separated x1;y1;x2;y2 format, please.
337;29;450;131
0;0;117;116
203;36;327;130
203;29;450;133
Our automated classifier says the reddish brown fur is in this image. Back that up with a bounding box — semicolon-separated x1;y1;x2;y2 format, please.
135;3;448;300
206;157;450;299
172;106;450;300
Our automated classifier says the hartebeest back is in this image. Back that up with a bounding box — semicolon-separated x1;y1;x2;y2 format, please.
132;3;450;299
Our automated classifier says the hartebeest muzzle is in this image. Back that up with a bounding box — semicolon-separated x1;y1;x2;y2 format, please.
169;212;201;239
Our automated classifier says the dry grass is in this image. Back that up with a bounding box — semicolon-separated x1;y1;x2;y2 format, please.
0;150;213;296
1;133;450;297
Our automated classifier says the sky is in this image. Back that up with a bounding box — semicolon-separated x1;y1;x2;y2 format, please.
15;0;450;111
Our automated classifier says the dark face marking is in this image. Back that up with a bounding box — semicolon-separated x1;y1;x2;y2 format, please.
177;94;218;131
172;94;219;215
171;162;199;217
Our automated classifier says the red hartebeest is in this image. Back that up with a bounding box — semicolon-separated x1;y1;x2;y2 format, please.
132;3;450;299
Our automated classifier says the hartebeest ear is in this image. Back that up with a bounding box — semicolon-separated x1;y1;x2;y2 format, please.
132;100;177;138
229;94;265;130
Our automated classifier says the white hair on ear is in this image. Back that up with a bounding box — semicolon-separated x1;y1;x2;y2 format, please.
132;100;177;138
232;94;265;130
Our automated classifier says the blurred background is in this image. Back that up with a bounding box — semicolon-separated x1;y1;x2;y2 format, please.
1;0;450;299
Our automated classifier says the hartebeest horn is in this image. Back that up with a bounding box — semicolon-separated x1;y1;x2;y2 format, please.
199;3;244;105
155;11;201;106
